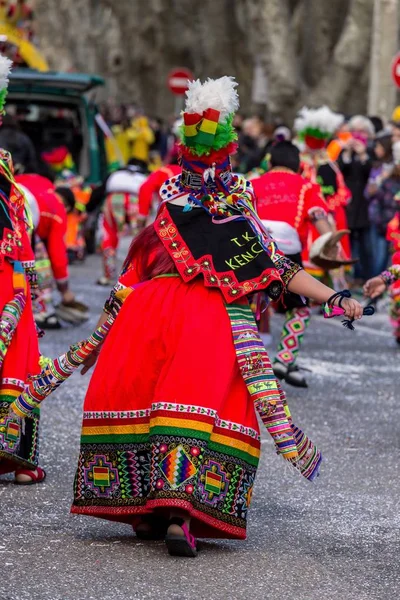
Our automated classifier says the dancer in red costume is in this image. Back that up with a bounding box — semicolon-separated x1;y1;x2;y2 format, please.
294;107;351;284
252;141;332;387
70;77;363;557
16;174;88;326
0;55;45;484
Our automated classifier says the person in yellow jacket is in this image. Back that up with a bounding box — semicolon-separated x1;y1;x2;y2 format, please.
125;115;155;164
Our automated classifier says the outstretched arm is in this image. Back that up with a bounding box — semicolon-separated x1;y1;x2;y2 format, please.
364;264;400;298
81;310;109;375
288;269;363;320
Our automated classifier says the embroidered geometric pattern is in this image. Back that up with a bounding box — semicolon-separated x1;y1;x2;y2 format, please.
83;455;119;497
72;406;260;538
199;459;228;504
276;306;311;366
159;444;197;489
155;206;282;303
0;393;40;469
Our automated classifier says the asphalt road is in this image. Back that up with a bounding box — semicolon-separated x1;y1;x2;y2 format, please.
1;245;399;600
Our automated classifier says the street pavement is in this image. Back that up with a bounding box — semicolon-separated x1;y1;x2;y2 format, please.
1;244;400;600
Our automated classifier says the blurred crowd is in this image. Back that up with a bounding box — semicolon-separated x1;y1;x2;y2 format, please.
2;97;400;332
99;102;400;286
99;102;180;169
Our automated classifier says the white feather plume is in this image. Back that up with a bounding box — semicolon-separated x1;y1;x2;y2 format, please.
184;76;239;122
294;106;344;136
0;55;12;91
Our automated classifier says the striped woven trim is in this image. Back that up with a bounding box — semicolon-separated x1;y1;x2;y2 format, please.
225;302;322;480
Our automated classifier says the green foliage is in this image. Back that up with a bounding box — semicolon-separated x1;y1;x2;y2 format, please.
181;114;237;156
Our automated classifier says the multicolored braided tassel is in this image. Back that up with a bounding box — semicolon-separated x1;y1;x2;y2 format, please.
226;302;322;480
10;316;115;418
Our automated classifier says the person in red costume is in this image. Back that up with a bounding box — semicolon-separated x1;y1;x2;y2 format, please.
294;107;352;285
137;161;181;227
16;174;88;327
0;148;45;483
69;78;363;557
252;141;332;387
365;193;400;344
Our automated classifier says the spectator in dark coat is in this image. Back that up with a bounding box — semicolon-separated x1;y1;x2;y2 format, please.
338;115;374;282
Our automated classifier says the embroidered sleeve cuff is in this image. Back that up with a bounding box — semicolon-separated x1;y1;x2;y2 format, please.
273;253;303;286
382;265;400;285
23;264;38;297
308;207;328;223
103;282;126;318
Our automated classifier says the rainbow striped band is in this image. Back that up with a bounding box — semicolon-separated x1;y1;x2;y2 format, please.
183;108;220;147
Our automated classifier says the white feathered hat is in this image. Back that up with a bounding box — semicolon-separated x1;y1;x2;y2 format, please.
294;106;344;149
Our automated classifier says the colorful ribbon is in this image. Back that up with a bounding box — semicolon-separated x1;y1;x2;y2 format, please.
183;108;220;147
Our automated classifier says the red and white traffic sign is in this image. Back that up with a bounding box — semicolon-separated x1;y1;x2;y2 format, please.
392;52;400;88
167;68;194;95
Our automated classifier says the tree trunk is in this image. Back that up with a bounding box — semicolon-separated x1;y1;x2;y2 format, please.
33;0;382;121
307;0;374;110
368;0;399;116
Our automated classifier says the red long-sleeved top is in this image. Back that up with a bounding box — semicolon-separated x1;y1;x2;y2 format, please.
16;174;69;282
138;165;181;217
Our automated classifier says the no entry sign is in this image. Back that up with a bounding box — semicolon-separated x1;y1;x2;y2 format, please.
392;52;400;88
167;68;194;95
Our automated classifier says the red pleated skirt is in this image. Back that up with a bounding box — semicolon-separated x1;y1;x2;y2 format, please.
0;260;40;472
71;276;261;539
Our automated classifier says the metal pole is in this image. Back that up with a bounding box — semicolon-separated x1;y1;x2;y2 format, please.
174;95;184;117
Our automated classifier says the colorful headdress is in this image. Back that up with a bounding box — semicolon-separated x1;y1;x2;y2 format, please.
0;54;12;115
181;76;239;160
294;106;344;150
158;76;283;298
42;146;77;174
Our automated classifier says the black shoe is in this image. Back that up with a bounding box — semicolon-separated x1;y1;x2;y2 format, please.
396;337;400;347
165;518;198;557
35;313;62;330
96;277;113;287
55;301;89;324
285;364;308;388
272;361;288;380
134;515;168;541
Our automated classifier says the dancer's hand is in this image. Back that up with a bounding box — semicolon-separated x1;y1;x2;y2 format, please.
81;351;99;375
363;276;386;299
340;297;363;320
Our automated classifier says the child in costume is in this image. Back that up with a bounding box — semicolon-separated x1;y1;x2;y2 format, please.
294;106;352;283
63;78;365;557
0;56;45;484
97;160;148;286
252;141;334;388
